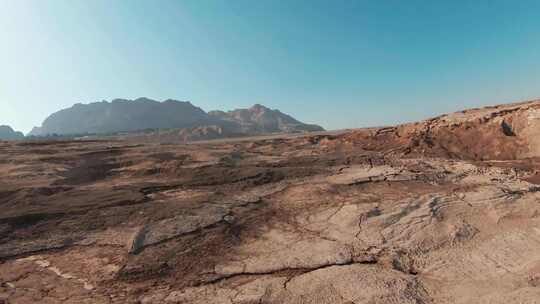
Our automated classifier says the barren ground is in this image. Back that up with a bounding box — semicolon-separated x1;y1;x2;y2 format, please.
4;101;540;303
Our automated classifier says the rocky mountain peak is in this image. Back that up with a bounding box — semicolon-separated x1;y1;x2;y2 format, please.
249;104;269;111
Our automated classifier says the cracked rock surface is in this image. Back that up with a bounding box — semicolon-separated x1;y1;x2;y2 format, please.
4;100;540;303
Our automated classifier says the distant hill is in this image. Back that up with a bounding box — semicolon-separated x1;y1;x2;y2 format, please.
0;125;24;140
28;98;324;139
29;98;212;136
208;104;324;133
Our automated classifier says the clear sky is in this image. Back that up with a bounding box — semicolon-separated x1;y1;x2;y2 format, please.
2;0;540;134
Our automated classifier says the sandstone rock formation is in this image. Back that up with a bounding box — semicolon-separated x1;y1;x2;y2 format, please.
3;99;540;303
341;99;540;160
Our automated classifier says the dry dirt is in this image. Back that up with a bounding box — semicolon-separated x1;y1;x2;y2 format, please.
4;100;540;303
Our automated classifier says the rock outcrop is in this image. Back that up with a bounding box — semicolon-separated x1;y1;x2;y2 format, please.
342;99;540;160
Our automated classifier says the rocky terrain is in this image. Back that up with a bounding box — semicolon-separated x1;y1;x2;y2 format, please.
3;99;540;303
28;98;324;139
0;126;24;140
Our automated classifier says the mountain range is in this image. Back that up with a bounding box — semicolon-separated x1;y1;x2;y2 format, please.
28;98;324;138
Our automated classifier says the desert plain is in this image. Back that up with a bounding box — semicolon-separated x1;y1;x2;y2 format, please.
3;101;540;303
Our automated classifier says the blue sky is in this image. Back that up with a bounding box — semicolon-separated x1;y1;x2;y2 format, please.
2;0;540;133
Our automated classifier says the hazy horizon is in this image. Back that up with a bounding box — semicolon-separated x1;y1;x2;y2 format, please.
2;0;540;134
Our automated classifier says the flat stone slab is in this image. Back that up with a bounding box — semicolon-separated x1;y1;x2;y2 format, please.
129;206;229;254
